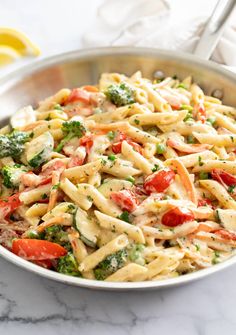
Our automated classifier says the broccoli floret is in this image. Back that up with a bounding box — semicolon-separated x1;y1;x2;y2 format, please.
0;131;29;159
57;253;81;276
1;164;28;188
94;249;128;280
128;243;145;265
105;83;135;107
55;121;86;152
44;225;71;251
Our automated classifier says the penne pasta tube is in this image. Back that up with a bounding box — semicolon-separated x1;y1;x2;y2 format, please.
60;178;92;210
121;140;153;174
76;184;122;217
193;132;236;147
105;263;148;282
37;89;71;112
142;221;199;240
95;210;145;244
19;184;51;205
141;82;171;112
25;203;48;217
192;160;236;173
3;70;236;283
126;125;160;144
199;180;236;210
63;160;102;182
79;234;129;272
100;156;141;177
170;150;218;168
128;110;187;126
212;111;236;134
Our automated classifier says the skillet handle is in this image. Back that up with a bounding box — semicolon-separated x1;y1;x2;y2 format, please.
194;0;236;60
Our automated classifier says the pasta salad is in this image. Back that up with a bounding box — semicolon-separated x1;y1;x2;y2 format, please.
0;71;236;282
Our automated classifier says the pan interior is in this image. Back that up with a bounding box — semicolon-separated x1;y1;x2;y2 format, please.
0;47;236;290
0;48;235;127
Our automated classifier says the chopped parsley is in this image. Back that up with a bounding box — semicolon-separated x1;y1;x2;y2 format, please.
181;104;193;112
152;164;160;172
199;171;209;180
177;83;187;90
41;193;48;199
52;183;60;190
119;211;130;223
228;185;236;194
183;111;194;122
156;143;166;155
126;176;135;184
101;158;107;166
67;204;77;214
198;156;204;166
54;104;63;110
195;244;200;252
186;135;196;144
212;251;220;264
206;116;216;126
215;209;220;222
87;195;93;202
108;154;116;161
107;131;116;140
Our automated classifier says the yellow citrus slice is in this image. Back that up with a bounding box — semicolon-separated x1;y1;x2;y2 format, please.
0;45;21;67
0;27;41;56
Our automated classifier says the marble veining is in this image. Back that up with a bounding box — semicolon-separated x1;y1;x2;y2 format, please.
0;255;236;335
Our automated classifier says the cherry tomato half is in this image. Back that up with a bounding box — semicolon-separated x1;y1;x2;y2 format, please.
110;189;138;212
161;207;194;227
144;168;175;195
12;239;67;260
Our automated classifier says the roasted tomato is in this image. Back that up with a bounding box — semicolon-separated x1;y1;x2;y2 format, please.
110;189;138;212
214;229;236;241
144;168;175;194
211;169;236;187
0;193;21;218
65;88;90;105
161;207;194;227
112;132;142;154
12;239;67;260
198;198;214;207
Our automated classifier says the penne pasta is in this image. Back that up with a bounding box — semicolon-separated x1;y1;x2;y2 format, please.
95;210;145;243
59;178;92;210
121;140;153;174
2;71;236;283
79;234;129;272
105;263;148;282
199;180;236;209
76;184;122;217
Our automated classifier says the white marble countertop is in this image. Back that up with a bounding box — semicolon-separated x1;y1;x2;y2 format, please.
1;0;236;334
1;256;236;335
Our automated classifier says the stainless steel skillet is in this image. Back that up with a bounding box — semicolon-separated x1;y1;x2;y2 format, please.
0;1;236;291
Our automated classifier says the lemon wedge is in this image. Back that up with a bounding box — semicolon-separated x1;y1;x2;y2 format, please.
0;27;41;57
0;45;21;67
